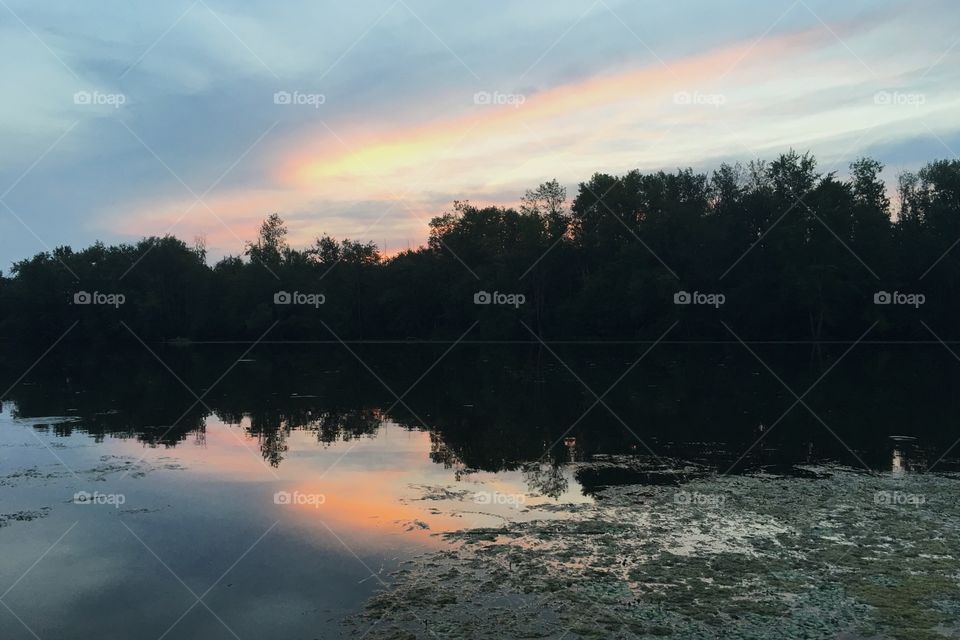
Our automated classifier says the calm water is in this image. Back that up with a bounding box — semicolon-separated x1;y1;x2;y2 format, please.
1;344;957;638
0;407;589;639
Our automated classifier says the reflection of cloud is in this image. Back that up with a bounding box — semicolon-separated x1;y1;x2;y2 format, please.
115;419;461;543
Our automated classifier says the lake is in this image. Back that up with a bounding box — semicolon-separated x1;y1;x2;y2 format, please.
2;343;959;639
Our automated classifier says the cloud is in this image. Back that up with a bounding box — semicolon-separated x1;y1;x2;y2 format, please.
1;0;958;267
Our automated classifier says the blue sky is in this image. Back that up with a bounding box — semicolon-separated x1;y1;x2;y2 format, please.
0;0;958;268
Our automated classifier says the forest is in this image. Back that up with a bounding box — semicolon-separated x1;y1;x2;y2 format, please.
1;150;958;343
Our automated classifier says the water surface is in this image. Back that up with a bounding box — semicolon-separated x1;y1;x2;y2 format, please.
1;344;957;638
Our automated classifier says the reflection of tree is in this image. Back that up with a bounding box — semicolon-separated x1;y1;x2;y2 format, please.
245;413;288;467
3;342;960;474
429;432;458;468
522;462;568;499
243;408;384;466
891;442;927;474
258;426;289;467
315;409;382;444
429;433;474;481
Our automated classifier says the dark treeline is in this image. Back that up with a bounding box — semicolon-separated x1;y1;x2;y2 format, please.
2;151;959;342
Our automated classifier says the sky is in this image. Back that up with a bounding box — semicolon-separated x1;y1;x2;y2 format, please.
0;0;958;268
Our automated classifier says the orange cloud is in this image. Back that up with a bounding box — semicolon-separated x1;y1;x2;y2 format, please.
108;16;932;254
281;24;830;191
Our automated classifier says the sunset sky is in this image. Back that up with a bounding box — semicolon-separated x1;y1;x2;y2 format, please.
1;0;958;267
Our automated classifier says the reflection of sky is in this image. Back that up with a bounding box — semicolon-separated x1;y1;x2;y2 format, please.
1;0;959;266
107;416;592;536
0;406;588;638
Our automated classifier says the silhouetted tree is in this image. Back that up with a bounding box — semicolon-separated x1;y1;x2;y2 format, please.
2;153;959;344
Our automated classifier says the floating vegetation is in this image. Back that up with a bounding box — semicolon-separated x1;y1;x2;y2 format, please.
0;508;51;528
347;463;960;639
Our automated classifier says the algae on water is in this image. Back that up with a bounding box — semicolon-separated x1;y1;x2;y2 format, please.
347;463;960;639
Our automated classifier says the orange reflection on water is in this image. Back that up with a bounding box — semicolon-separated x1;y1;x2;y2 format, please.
117;417;471;548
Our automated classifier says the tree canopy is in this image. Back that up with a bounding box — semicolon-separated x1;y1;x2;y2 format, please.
1;152;957;343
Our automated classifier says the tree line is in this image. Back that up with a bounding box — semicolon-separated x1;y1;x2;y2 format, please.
1;150;958;343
